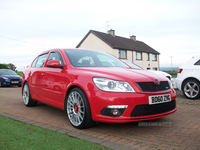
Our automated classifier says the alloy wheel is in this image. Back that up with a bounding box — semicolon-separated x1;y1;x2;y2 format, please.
23;84;29;105
67;91;85;127
184;81;199;99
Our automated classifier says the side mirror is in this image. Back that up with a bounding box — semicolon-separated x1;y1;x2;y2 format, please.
46;60;63;68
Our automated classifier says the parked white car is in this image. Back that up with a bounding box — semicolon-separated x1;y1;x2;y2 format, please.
123;61;173;84
176;55;200;99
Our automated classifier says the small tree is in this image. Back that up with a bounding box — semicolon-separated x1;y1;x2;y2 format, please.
7;63;17;72
0;63;9;69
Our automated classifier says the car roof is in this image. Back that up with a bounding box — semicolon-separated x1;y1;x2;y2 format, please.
180;55;200;67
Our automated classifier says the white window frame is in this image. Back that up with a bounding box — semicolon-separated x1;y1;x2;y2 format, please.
136;52;142;60
119;50;127;59
152;54;157;61
147;53;149;61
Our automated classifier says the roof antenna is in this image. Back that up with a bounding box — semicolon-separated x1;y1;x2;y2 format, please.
107;21;111;33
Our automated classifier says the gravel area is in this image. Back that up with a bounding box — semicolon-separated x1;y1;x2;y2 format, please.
176;90;200;105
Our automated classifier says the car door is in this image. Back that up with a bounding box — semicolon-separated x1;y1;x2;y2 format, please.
40;50;70;109
30;53;48;98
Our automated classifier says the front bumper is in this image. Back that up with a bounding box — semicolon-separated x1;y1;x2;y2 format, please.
175;77;182;91
87;89;177;123
0;80;21;87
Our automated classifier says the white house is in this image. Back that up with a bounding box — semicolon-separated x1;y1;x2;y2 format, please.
76;29;160;70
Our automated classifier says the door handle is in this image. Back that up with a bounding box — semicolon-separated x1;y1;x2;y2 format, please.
41;73;45;76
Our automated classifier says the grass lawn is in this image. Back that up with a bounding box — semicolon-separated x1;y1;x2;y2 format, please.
0;115;110;150
165;71;177;76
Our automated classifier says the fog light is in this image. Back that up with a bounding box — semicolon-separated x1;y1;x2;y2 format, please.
100;105;128;117
112;109;119;116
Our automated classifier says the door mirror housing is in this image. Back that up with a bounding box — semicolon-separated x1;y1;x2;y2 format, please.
46;60;63;68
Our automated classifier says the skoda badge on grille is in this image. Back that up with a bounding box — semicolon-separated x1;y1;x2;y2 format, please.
155;79;160;85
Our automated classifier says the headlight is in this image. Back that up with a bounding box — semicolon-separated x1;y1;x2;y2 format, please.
2;77;9;80
93;78;135;92
168;79;173;89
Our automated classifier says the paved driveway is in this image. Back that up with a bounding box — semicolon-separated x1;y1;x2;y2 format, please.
0;87;200;150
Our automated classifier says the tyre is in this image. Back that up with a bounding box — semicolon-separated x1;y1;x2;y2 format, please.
182;79;200;100
22;82;37;107
65;88;95;129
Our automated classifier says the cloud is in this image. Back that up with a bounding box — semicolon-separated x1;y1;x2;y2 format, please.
1;0;200;70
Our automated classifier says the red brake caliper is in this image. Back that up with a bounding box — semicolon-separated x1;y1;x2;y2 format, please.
74;104;79;113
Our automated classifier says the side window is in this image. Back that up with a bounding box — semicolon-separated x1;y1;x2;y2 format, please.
35;53;48;68
31;57;39;67
48;51;64;67
194;60;200;65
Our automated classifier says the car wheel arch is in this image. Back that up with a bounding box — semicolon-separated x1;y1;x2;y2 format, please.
22;81;28;95
181;77;200;90
64;85;91;113
64;86;95;129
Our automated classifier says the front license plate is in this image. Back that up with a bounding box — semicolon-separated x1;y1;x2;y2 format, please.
12;81;19;84
149;94;171;105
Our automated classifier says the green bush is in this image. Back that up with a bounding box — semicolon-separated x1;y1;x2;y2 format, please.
164;71;177;76
0;64;9;69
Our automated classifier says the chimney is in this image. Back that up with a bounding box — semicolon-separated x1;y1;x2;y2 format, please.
108;29;115;36
130;35;136;41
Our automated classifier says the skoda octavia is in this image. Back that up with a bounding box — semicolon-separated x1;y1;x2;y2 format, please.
22;49;177;129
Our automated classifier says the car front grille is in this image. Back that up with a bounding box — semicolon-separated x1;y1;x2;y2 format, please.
136;81;170;92
130;100;175;117
10;79;20;81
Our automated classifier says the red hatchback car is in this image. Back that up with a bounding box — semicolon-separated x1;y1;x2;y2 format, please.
22;49;177;129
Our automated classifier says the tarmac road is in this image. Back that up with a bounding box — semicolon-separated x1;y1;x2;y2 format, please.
0;86;200;150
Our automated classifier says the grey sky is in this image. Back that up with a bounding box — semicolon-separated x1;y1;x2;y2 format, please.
0;0;200;71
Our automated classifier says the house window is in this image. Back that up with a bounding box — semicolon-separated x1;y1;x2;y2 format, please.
152;54;157;61
119;50;127;59
136;52;142;60
147;53;149;61
153;67;157;70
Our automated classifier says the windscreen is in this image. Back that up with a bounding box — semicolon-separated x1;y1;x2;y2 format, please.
124;61;143;69
0;70;17;75
64;49;129;68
